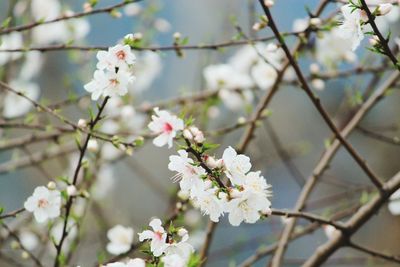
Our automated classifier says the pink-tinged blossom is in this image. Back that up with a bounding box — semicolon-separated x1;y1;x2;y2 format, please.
96;44;136;71
148;108;184;148
168;150;206;192
24;186;61;223
138;218;168;257
84;69;134;100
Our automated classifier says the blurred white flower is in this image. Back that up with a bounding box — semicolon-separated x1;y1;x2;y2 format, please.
123;3;142;16
148;108;184;148
31;0;60;20
107;225;134;255
292;18;309;32
203;64;253;91
19;230;39;251
104;258;145;267
154;18;172;33
24;186;61;223
251;61;278;90
0;32;23;65
3;80;40;119
388;189;400;215
19;51;44;80
50;220;78;254
92;164;115;200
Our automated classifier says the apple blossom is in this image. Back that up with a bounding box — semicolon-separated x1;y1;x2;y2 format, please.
24;186;61;223
106;225;134;255
148;108;184;148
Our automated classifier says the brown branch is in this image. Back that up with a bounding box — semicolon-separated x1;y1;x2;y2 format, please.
359;0;400;71
349;241;400;264
0;0;143;36
302;171;400;266
0;208;25;220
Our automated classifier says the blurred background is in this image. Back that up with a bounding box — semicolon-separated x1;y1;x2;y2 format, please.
0;0;400;266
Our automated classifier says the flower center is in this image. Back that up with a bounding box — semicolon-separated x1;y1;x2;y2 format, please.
109;78;119;87
38;198;49;208
116;50;126;60
163;122;173;133
154;231;163;241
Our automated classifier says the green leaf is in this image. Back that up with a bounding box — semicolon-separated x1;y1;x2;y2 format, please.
201;142;220;153
1;17;12;28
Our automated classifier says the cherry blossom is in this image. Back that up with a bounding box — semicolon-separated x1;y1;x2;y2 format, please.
84;69;134;100
161;254;187;267
138;218;168;257
24;186;61;223
148;108;184;148
251;61;278;90
339;4;364;51
104;258;146;267
164;228;194;259
106;225;134;255
168;150;206;192
222;146;252;186
96;44;136;71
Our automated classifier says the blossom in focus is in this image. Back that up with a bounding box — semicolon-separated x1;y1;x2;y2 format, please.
138;218;168;257
96;44;136;71
148;108;184;148
163;228;194;259
84;69;134;100
222;146;252;186
168;150;206;192
338;4;364;51
24;186;61;223
106;225;134;255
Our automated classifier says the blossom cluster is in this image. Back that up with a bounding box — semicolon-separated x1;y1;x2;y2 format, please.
103;218;194;267
148;108;272;226
84;44;136;100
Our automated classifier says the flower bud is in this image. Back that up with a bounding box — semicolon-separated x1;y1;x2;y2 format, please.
252;22;264;31
21;251;30;259
132;32;143;41
66;185;77;197
47;181;56;190
177;228;188;237
177;190;189;200
309;63;320;74
264;0;274;7
309;18;321;26
266;43;278;52
83;3;93;12
369;35;379;46
183;129;194;140
87;140;99;153
77;119;87;128
205;156;218;169
377;3;392;16
311;78;325;91
194;132;205;143
173;32;181;40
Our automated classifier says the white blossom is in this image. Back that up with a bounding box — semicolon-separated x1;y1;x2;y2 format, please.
168;150;206;192
148;108;184;148
190;181;225;222
251;61;278;90
96;44;136;71
338;4;364;51
19;230;39;251
107;225;134;255
0;32;23;66
24;186;61;223
84;69;134;100
138;218;168;257
130;51;162;93
222;146;251;186
164;228;194;259
104;258;145;267
161;254;187;267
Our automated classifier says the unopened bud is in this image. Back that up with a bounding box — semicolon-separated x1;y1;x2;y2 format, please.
177;190;189;201
309;63;320;74
132;32;143;41
194;132;205;143
264;0;274;7
83;3;93;12
47;181;56;190
369;35;379;46
177;228;188;237
377;3;392;16
77;119;87;128
311;78;325;91
309;18;321;26
66;185;77;197
87;139;99;153
183;129;194;140
21;251;30;259
173;32;181;41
